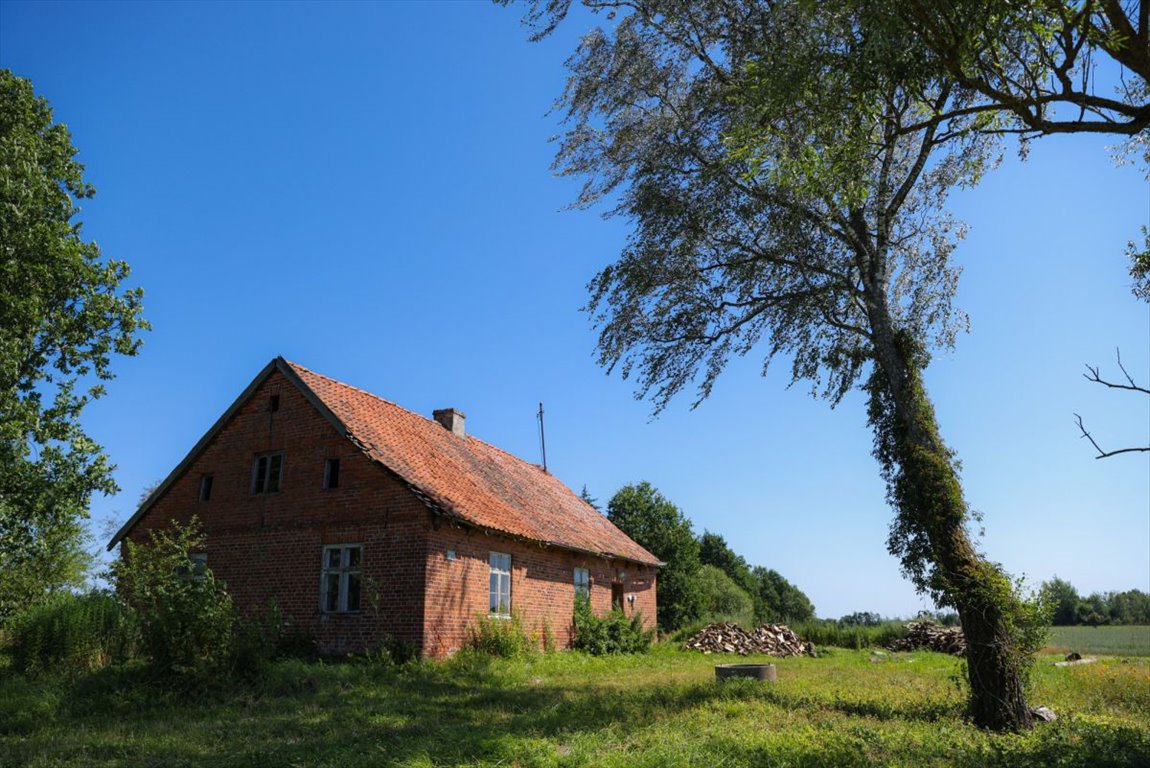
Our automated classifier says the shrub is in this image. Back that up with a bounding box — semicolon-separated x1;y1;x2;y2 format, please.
695;564;755;628
465;612;533;658
572;595;654;655
792;620;907;650
113;519;237;678
6;590;137;675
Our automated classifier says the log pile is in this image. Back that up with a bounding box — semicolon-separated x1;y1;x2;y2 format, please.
886;621;966;656
682;622;816;657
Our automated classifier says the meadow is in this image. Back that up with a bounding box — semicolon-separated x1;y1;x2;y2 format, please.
1046;625;1150;657
1;643;1147;768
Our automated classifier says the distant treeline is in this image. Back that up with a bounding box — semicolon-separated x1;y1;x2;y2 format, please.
1040;577;1150;626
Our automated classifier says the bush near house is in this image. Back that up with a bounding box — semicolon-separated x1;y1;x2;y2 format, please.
571;595;654;655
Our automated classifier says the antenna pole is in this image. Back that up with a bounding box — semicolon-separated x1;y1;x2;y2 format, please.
537;402;548;473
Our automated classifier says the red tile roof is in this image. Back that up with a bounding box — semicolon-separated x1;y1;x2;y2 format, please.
286;361;660;567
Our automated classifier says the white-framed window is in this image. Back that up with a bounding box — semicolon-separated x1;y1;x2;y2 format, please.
251;451;283;494
574;567;590;601
321;545;362;613
489;552;511;615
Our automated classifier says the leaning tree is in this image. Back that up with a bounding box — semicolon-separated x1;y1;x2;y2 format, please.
510;0;1049;730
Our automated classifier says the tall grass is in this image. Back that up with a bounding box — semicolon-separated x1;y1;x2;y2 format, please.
792;620;908;650
2;645;1147;766
7;591;138;675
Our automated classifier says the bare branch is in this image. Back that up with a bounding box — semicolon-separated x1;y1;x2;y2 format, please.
1076;348;1150;458
1075;413;1150;458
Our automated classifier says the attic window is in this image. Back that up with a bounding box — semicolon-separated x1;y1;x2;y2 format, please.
323;458;340;489
270;394;280;412
251;452;283;494
198;475;213;502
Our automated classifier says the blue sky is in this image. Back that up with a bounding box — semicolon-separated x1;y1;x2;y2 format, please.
3;1;1147;619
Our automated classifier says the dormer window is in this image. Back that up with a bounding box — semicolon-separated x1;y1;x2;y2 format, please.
251;452;283;494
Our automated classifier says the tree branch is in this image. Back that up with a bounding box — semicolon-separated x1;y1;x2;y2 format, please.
1076;348;1150;459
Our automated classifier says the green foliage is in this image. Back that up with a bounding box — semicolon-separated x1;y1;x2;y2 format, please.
112;519;236;678
695;564;755;628
571;594;654;655
607;482;701;631
0;70;148;621
1039;577;1150;627
3;644;1149;765
1127;226;1150;302
464;612;534;658
793;620;908;650
839;611;884;627
1041;577;1080;626
752;566;816;624
6;590;137;675
698;531;757;595
697;530;815;624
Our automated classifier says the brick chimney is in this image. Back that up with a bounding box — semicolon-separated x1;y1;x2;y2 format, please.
432;408;466;437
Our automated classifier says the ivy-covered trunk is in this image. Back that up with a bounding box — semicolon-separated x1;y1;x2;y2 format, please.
867;325;1033;731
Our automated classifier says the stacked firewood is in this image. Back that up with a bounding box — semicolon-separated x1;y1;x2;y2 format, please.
886;621;966;656
682;622;816;657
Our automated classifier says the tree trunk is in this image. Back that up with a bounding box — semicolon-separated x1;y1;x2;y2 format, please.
869;325;1033;731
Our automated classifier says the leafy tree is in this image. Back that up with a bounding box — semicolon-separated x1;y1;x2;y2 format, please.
1040;576;1081;626
698;530;756;594
839;611;884;628
514;0;1044;730
112;518;234;678
0;70;147;620
753;566;815;624
892;1;1149;139
695;564;755;627
1107;589;1150;625
607;482;701;630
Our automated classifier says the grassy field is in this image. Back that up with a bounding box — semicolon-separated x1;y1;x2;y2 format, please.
1;645;1148;768
1046;626;1150;657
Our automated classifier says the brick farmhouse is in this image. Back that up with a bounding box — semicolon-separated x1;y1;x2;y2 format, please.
107;358;659;657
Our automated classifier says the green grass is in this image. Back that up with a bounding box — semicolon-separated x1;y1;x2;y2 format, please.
1046;626;1150;657
1;645;1147;767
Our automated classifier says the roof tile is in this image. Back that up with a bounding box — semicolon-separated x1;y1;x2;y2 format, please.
287;361;660;566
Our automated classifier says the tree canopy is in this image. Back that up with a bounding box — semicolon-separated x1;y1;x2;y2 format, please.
0;70;147;619
514;0;1046;730
607;482;702;630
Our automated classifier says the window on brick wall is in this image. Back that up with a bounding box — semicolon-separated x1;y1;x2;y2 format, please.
323;458;340;489
251;452;283;494
176;552;208;580
489;552;511;616
198;474;213;501
574;567;590;602
321;545;362;613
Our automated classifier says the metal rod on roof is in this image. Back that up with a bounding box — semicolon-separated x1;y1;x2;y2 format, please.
537;401;548;473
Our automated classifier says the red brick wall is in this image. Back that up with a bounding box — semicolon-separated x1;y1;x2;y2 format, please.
123;368;658;658
422;523;657;658
125;370;430;653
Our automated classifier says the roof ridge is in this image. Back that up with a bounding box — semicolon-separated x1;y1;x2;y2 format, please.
284;359;423;418
286;359;547;471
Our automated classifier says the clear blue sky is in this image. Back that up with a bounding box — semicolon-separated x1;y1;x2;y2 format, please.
3;1;1147;619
